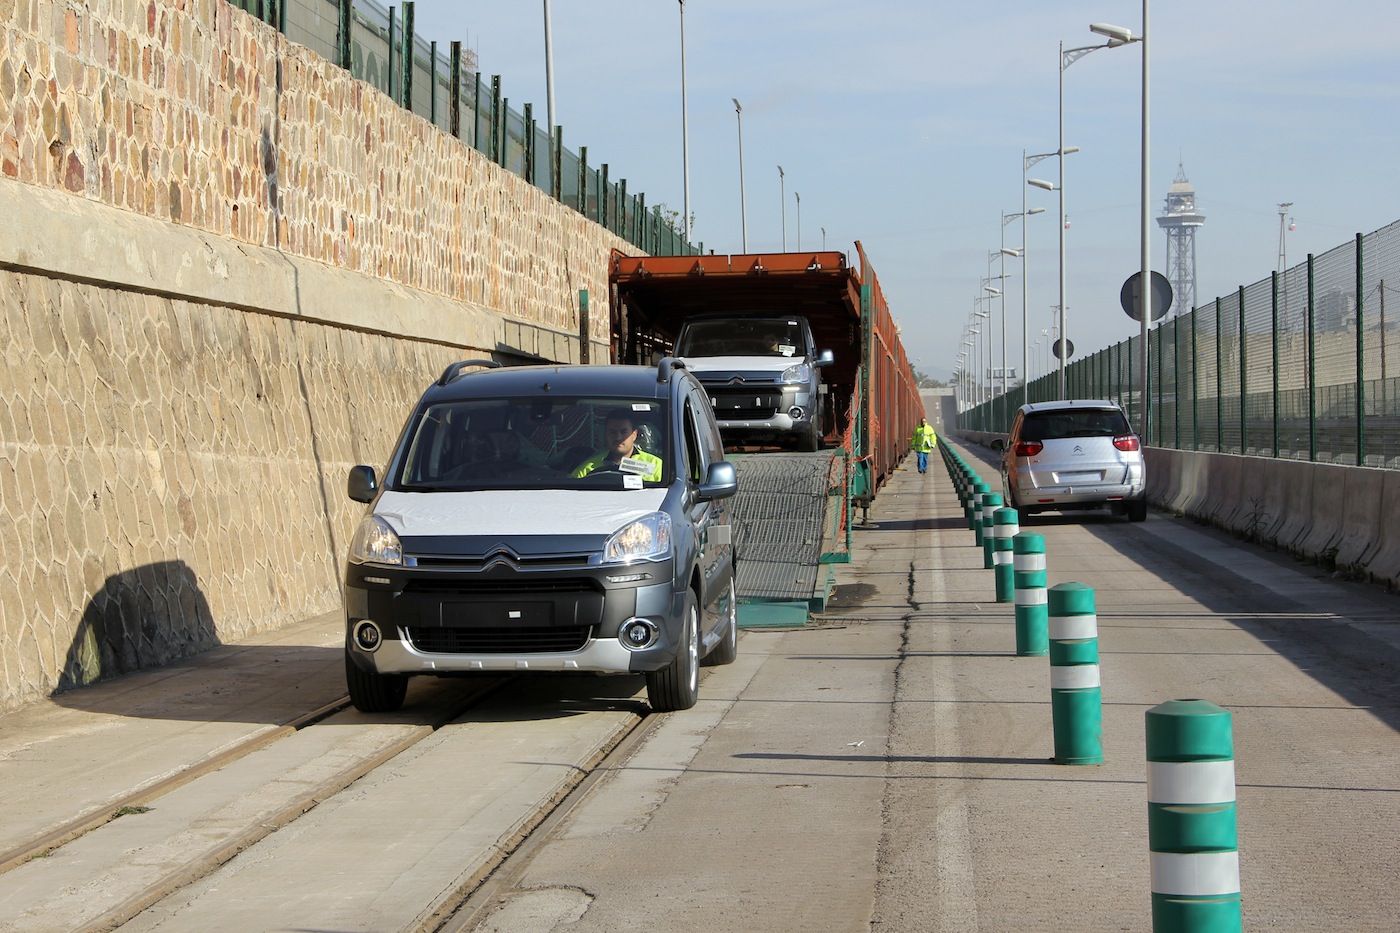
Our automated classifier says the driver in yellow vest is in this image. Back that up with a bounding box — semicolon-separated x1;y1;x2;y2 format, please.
911;417;938;474
572;410;664;483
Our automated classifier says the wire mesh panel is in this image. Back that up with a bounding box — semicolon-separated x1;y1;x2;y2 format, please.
1363;221;1400;465
1312;238;1360;463
1241;279;1272;455
1160;319;1178;449
1197;303;1220;452
350;2;392;95
1277;262;1310;459
284;0;339;62
1218;290;1241;454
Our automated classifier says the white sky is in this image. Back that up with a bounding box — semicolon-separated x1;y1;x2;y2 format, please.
410;1;1400;381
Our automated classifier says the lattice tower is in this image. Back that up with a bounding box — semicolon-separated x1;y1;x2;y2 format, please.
1156;162;1206;317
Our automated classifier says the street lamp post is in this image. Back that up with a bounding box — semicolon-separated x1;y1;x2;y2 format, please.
821;226;827;250
795;191;801;251
1045;35;1125;399
677;1;691;241
542;1;556;134
778;165;786;251
1090;15;1149;433
732;98;747;251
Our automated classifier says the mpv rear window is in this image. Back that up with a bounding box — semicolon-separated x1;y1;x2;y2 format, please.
1020;409;1130;441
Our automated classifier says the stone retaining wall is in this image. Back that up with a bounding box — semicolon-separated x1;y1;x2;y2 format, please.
0;0;643;709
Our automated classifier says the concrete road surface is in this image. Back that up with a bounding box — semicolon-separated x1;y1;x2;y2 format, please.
470;441;1400;932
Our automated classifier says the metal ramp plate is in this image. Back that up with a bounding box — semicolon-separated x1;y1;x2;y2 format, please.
728;452;839;602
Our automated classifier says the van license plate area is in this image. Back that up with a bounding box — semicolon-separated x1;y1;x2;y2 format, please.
1057;471;1103;483
440;601;554;626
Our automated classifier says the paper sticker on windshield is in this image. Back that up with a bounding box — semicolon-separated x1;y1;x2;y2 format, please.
778;344;796;356
787;320;797;325
623;474;643;489
631;403;652;411
619;456;652;476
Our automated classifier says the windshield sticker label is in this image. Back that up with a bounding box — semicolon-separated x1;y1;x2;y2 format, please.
631;403;652;411
778;344;796;356
619;456;652;475
623;474;643;489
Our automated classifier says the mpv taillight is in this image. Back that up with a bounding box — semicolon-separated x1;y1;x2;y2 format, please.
1113;435;1141;452
1014;441;1043;457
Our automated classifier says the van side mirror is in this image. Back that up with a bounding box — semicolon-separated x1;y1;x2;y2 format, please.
990;438;1006;452
348;465;379;503
815;349;835;367
697;461;738;501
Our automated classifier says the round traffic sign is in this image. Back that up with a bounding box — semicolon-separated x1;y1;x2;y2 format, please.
1051;338;1074;361
1121;271;1173;323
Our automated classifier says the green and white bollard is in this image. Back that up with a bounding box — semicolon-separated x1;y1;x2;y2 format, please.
1146;699;1241;932
1048;583;1102;765
979;492;1003;567
1012;532;1049;656
992;507;1019;602
971;483;990;538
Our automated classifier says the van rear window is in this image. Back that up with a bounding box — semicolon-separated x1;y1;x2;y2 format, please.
1021;409;1130;441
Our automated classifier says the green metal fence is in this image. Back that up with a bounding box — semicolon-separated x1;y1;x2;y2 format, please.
232;0;701;257
961;219;1400;467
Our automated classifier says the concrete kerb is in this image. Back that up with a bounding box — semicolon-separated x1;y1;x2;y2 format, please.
1143;447;1180;512
1174;449;1210;516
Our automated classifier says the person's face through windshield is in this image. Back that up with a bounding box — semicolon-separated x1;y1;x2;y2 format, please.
604;417;638;459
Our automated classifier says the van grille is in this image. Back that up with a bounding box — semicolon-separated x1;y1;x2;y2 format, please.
406;625;592;654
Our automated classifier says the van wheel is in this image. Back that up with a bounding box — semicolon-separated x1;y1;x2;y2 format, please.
345;651;408;713
1127;500;1148;522
702;579;739;667
647;591;700;712
797;423;820;452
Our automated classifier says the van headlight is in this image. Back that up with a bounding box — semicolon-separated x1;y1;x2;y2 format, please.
604;512;672;563
781;363;812;385
349;516;403;566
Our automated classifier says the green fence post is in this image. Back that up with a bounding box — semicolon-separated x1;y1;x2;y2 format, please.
600;164;609;228
1127;338;1135;430
1146;699;1241;932
498;96;509;167
522;103;534;182
337;0;352;70
1271;271;1279;457
993;508;1019;602
1238;286;1246;454
1215;298;1223;452
1308;254;1317;461
400;2;414;110
637;193;647;250
387;6;396;99
577;146;588;212
449;42;462;138
1156;326;1164;447
428;40;437;124
553;126;564;201
618;179;627;240
1191;308;1199;450
1048;583;1102;765
1356;232;1366;465
1174;317;1182;448
1012;533;1049;657
978;491;1001;557
489;76;501;163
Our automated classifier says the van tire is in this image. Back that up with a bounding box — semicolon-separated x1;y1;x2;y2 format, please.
1127;500;1148;522
647;591;700;711
797;422;820;452
702;579;739;667
345;651;408;713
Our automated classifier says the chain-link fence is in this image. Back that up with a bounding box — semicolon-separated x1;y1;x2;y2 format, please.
233;0;701;257
960;219;1400;467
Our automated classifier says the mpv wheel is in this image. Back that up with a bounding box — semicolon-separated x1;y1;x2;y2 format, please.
345;651;408;713
647;590;700;711
1127;500;1148;523
702;578;738;667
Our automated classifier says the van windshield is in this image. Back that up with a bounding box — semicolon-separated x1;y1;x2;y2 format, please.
394;397;671;491
677;318;808;358
1020;408;1131;441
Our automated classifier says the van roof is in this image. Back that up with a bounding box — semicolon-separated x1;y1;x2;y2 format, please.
423;364;672;404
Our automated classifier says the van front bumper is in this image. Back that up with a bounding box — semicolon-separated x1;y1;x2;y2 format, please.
343;559;686;675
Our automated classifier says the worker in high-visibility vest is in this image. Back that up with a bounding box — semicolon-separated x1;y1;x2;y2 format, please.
911;418;938;474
